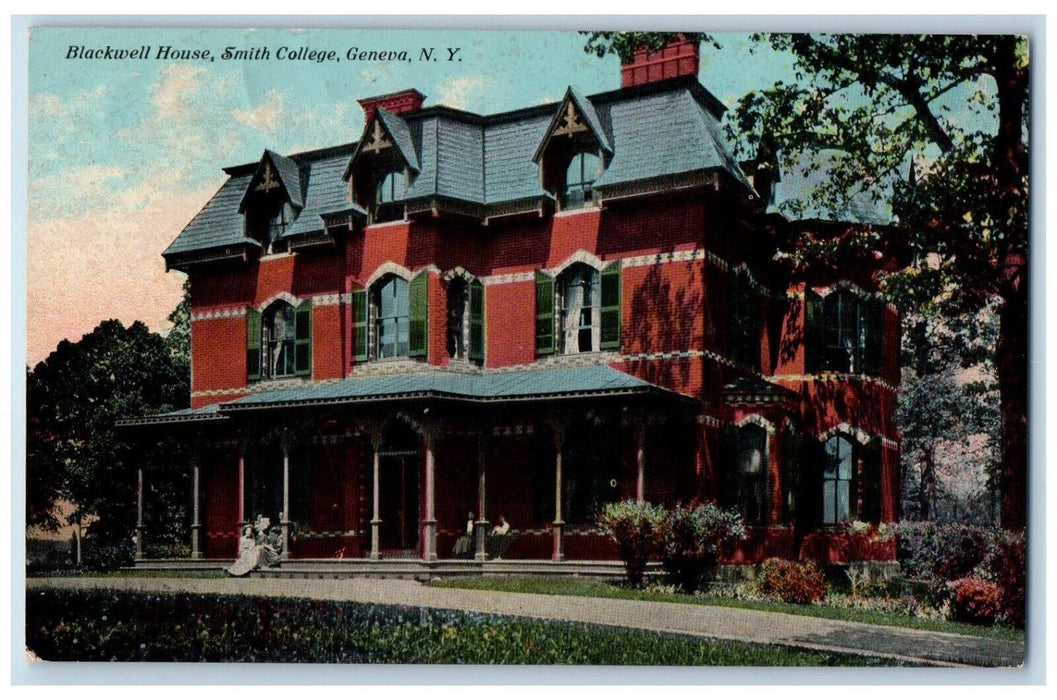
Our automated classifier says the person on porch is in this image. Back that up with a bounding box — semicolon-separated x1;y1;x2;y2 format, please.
492;514;510;534
227;524;262;577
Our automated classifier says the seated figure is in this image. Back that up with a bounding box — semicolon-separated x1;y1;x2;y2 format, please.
227;524;263;577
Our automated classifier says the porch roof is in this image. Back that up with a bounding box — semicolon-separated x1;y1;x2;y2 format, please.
116;403;227;428
223;365;682;412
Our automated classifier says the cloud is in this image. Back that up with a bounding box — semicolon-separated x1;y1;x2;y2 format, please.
28;165;126;221
233;89;287;133
150;65;205;119
435;75;491;110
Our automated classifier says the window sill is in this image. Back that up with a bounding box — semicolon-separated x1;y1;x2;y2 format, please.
248;376;313;392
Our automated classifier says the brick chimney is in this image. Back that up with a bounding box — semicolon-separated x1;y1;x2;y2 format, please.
620;35;700;88
358;88;426;122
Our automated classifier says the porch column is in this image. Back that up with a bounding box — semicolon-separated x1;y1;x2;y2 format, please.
475;431;489;561
370;427;382;560
422;429;438;562
280;434;291;561
855;457;866;521
635;422;646;503
135;467;145;560
551;421;567;562
236;438;246;529
191;457;202;559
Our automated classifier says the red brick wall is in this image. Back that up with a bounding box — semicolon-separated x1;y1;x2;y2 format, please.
191;316;247;407
484;280;536;367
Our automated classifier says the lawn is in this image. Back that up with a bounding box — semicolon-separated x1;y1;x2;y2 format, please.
26;587;910;665
431;576;1025;643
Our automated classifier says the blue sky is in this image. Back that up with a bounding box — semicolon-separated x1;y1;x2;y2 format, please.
27;27;999;364
27;28;804;363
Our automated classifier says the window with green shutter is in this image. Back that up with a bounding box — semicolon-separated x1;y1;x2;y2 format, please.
468;279;485;362
295;300;312;377
246;308;261;381
408;272;428;359
599;264;621;351
351;288;368;363
535;271;555;356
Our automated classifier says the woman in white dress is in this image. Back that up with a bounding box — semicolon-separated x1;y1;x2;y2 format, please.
226;524;262;576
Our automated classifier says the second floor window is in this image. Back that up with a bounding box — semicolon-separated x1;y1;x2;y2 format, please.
265;302;296;378
375;276;410;359
563;152;600;209
560;264;600;354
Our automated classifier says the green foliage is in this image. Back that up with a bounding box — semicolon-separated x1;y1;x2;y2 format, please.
580;31;718;62
758;558;828;604
661;503;745;593
26;319;191;551
986;532;1026;628
25;589;895;665
582;31;1029;529
893;521;997;584
597;500;667;586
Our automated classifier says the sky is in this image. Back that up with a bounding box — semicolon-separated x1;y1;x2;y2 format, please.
25;26;1003;366
25;27;808;365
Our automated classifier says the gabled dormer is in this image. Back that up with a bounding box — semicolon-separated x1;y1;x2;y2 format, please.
344;93;423;224
533;88;612;211
239;149;304;254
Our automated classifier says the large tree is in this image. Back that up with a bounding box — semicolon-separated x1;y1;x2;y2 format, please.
585;32;1029;529
26;317;190;546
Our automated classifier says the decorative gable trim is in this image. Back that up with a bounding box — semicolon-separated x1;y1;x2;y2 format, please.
532;87;612;164
238;150;304;213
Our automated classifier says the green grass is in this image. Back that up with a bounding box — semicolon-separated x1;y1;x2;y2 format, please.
25;587;907;665
432;576;1025;643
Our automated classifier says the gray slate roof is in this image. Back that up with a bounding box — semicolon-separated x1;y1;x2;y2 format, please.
226;365;674;411
165;77;752;260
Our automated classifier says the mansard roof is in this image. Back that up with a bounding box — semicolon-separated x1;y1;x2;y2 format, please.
164;76;753;264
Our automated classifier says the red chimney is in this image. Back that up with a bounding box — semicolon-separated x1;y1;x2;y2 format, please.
358;88;426;122
620;34;700;88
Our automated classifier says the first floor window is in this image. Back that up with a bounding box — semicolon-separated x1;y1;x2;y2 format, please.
736;424;769;525
823;435;853;524
375;276;410;359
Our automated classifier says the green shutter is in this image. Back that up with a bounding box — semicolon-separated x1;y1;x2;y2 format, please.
469;280;485;362
600;264;621;350
804;288;823;373
863;299;883;377
535;271;555;357
409;272;428;359
352;289;368;363
246;308;261;381
295;300;312;377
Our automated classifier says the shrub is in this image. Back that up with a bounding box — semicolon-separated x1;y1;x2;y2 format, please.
598;500;667;587
893;521;996;583
948;577;1003;626
661;502;745;593
986;532;1026;628
758;558;828;604
80;537;135;572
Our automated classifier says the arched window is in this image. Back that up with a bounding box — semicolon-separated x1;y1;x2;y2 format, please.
374;276;410;359
374;171;405;223
263;301;296;378
736;423;769;525
823;289;864;373
563;152;601;209
446;277;468;360
559;263;600;354
823;435;854;524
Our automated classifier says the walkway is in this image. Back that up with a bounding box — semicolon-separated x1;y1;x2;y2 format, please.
26;576;1024;667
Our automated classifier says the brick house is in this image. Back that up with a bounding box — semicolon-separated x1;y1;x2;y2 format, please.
126;38;901;571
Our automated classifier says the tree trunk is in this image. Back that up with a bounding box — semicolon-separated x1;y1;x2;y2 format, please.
998;291;1028;530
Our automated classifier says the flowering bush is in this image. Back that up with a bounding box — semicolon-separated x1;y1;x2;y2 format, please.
661;502;745;593
598;500;667;587
948;577;1003;626
758;558;828;604
986;532;1026;628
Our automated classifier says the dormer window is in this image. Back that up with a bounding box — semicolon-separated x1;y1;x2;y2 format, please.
268;202;295;247
564;152;601;209
533;88;612;212
240;152;304;255
374;170;406;223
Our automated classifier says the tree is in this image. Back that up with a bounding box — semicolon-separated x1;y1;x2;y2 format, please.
26;319;190;547
583;32;1029;529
